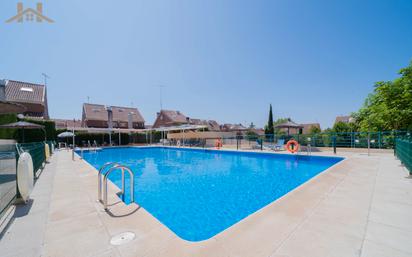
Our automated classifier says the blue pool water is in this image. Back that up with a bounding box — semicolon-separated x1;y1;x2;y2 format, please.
80;147;343;241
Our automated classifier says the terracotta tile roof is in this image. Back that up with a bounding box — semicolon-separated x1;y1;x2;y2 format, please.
300;123;321;133
153;110;221;130
160;110;188;123
206;120;220;131
83;103;145;123
335;116;351;124
221;123;247;131
52;119;82;129
4;80;45;104
190;119;221;131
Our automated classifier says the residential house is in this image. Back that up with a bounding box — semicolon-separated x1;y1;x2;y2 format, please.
2;79;49;119
334;115;353;125
82;103;145;129
152;110;189;128
220;123;248;132
52;119;82;130
301;123;321;134
189;119;221;131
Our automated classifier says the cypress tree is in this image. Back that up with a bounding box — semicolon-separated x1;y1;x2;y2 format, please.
265;104;274;135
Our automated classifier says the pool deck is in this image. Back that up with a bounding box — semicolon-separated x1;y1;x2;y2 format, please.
1;148;412;257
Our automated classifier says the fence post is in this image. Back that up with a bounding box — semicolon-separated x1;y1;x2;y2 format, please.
367;132;371;156
378;131;381;149
333;135;336;154
394;137;396;156
351;133;353;148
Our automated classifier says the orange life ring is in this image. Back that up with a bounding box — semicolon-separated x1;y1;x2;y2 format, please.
215;139;222;149
286;139;299;153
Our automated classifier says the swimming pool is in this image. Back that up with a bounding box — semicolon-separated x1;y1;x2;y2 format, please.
80;147;343;241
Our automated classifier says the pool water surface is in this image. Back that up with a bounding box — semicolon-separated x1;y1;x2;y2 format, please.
80;147;343;241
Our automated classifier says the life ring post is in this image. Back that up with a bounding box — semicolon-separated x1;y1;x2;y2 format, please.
286;139;299;153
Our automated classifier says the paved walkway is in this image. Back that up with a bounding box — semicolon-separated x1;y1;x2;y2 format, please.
0;149;411;257
0;155;57;257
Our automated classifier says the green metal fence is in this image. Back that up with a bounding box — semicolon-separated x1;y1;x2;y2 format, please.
1;141;54;218
257;131;408;149
0;144;17;219
165;130;409;152
395;137;412;175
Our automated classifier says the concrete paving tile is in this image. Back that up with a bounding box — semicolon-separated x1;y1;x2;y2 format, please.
372;189;412;206
44;212;105;243
274;223;363;257
369;201;412;232
214;210;301;257
361;239;411;257
117;227;175;257
90;247;121;257
43;227;112;257
48;197;96;222
152;238;231;257
365;221;412;255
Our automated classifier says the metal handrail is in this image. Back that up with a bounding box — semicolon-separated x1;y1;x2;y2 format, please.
98;162;119;202
102;165;134;210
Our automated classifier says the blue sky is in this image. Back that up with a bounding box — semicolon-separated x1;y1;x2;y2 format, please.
1;0;412;128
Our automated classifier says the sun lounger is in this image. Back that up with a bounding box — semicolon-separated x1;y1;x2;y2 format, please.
271;139;285;151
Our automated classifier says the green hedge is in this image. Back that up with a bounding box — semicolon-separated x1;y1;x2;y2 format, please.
0;114;18;139
60;132;130;146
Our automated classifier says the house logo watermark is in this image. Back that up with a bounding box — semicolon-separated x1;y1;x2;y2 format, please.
6;2;54;23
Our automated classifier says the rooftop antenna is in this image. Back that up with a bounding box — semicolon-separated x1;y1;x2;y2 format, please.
87;96;90;103
41;73;50;87
155;85;166;110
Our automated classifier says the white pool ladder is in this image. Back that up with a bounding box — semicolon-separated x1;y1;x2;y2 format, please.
98;162;135;210
307;143;312;156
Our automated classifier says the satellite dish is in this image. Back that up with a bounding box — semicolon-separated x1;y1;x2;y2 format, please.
17;152;34;202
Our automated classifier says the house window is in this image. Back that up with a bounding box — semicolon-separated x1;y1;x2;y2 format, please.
20;87;33;92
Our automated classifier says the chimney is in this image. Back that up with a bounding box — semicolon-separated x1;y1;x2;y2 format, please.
17;2;23;22
36;3;43;22
106;106;113;130
0;79;6;101
128;113;133;129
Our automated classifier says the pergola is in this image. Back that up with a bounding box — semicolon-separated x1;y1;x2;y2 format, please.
66;124;207;145
153;124;208;144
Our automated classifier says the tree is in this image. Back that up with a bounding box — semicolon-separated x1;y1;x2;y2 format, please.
353;61;412;131
264;104;274;135
332;121;352;133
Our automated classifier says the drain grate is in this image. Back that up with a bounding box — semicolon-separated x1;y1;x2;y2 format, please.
110;232;135;246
